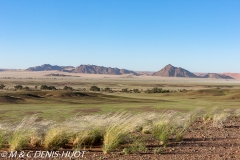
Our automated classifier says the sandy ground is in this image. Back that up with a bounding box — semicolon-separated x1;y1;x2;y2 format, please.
0;70;240;84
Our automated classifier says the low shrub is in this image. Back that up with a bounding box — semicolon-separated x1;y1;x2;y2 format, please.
23;86;30;90
145;87;170;93
121;88;128;92
14;85;23;90
90;86;100;91
40;85;56;90
133;89;140;93
63;86;73;91
104;87;112;92
0;84;5;89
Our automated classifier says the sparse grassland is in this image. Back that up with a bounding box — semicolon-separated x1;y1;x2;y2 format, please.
0;108;239;157
0;71;240;159
0;87;240;122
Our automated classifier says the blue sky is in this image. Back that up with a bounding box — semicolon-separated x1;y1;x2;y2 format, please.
1;0;239;72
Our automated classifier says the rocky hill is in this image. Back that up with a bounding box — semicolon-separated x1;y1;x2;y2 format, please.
26;64;138;75
203;73;234;79
153;64;197;77
73;65;138;75
26;64;74;71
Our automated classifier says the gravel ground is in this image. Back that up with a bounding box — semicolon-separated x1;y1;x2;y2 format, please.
1;117;240;160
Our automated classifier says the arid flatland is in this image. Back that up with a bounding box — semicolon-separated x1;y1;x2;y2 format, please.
0;70;240;159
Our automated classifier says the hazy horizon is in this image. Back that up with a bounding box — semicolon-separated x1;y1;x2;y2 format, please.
1;0;240;73
0;63;239;74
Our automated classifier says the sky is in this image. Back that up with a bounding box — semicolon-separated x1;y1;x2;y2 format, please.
0;0;240;72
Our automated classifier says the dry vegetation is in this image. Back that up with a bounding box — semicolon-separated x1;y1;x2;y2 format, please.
0;71;240;159
0;108;240;159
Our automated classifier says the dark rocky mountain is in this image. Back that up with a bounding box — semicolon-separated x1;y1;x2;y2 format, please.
73;65;138;75
25;64;236;79
153;64;197;77
203;73;234;79
26;64;138;75
26;64;75;71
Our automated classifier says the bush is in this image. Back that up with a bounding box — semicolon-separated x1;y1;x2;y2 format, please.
90;86;100;91
104;87;111;92
133;89;140;93
14;85;23;90
145;87;170;93
0;84;5;89
121;88;128;92
40;85;56;90
179;89;188;92
23;86;30;90
63;86;73;91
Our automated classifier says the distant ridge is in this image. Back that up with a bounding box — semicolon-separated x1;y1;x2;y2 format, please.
26;64;138;75
153;64;197;77
153;64;235;79
26;64;74;71
23;64;237;79
73;65;138;75
135;71;155;76
203;73;234;79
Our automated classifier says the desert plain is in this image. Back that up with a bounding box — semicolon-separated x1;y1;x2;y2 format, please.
0;70;240;159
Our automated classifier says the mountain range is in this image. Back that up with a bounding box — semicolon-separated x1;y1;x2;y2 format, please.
24;64;235;79
203;73;234;79
73;65;138;75
26;64;75;72
152;64;234;79
26;64;138;75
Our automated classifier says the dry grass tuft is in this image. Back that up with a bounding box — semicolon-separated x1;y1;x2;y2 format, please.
0;108;237;153
43;127;69;150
